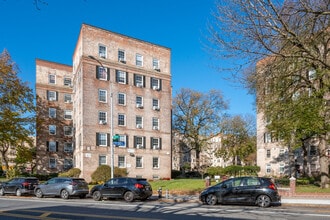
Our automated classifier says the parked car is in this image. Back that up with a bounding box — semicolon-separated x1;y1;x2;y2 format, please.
0;177;39;196
90;177;153;202
34;177;89;199
199;176;281;207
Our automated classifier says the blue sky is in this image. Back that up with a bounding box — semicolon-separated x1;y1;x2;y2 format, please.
0;0;255;116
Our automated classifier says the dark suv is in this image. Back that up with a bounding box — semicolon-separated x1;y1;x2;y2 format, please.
34;177;89;199
90;177;153;202
0;177;39;196
200;176;281;207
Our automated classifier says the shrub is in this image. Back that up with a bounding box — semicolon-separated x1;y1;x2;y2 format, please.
91;165;111;183
59;168;81;177
114;167;127;177
171;170;181;179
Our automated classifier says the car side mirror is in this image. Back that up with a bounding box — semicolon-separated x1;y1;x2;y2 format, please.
222;184;227;189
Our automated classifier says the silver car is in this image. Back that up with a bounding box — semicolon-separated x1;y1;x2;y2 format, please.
34;177;89;199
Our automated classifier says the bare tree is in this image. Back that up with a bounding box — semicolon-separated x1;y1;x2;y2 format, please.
208;0;330;187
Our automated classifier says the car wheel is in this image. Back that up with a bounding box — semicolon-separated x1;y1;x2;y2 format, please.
35;189;43;198
16;189;22;197
206;194;217;205
0;188;4;196
60;189;70;199
124;191;134;202
256;195;271;207
92;191;102;201
79;194;86;199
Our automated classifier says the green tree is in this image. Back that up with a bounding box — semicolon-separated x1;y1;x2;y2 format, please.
208;0;330;188
91;165;111;183
15;141;37;173
0;49;36;175
172;88;228;170
217;115;256;165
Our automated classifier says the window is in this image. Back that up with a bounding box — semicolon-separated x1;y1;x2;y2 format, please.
49;74;56;84
152;157;159;169
118;49;125;63
136;156;143;168
49;125;56;135
64;77;72;86
99;155;107;166
118;156;126;168
310;146;317;156
152;99;159;110
152;58;159;70
266;164;271;174
118;93;126;105
64;94;72;103
152;117;159;130
134;136;145;149
118;114;126;126
47;91;57;101
48;141;57;152
151;77;161;90
64;159;73;169
116;70;127;84
97;66;108;80
64;143;73;152
134;74;144;87
49;158;56;169
98;89;107;102
136;96;143;108
64;110;72;120
136;54;143;66
97;133;108;146
116;135;127;148
99;45;106;58
151;137;161;150
136;116;143;128
99;111;107;124
64;126;73;136
266;149;271;158
279;164;285;174
49;108;56;118
264;132;271;143
308;69;316;80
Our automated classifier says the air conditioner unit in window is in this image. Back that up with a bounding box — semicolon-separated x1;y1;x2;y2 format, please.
136;124;142;129
136;83;143;88
136;104;143;108
153;126;159;130
137;144;143;149
49;97;55;101
152;106;160;111
152;86;159;91
119;58;126;63
153;66;160;72
99;120;107;125
153;145;159;149
65;100;72;103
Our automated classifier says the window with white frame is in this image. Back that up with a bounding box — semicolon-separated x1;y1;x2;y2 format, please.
48;141;57;152
99;111;107;124
118;114;126;126
64;94;72;103
49;158;56;169
116;70;127;84
97;66;108;80
49;125;56;135
48;91;57;101
152;58;159;70
99;45;106;58
151;78;160;90
99;155;107;166
118;49;125;62
308;69;316;80
49;108;56;118
279;164;285;174
136;156;143;168
266;149;271;158
152;157;159;169
136;54;143;66
64;77;72;86
151;137;160;150
118;156;126;168
310;146;317;156
152;99;159;110
136;116;143;128
49;74;56;84
64;110;72;120
152;117;159;130
134;74;144;87
98;89;107;102
117;135;127;148
135;136;144;149
64;159;73;169
266;164;271;174
136;96;143;107
118;93;126;105
64;126;73;136
97;133;108;146
264;132;271;143
64;142;73;152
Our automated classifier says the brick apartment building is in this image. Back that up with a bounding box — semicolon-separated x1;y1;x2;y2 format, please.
36;24;172;182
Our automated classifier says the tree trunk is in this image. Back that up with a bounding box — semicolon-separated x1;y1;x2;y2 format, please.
319;135;329;188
